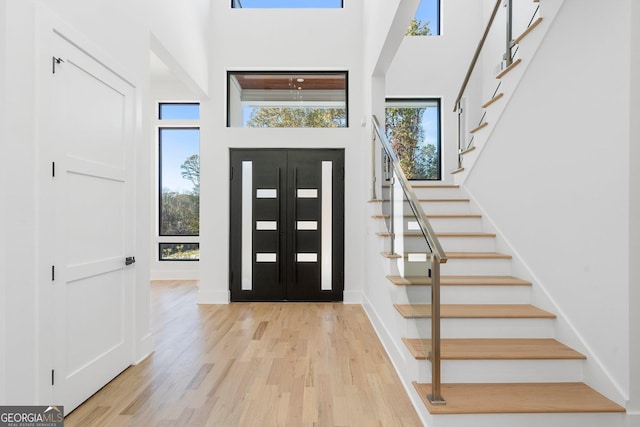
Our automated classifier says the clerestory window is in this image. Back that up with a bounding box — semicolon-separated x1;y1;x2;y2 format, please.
227;71;348;128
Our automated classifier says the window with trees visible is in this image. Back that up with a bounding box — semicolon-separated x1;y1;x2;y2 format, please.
158;103;200;261
231;0;343;8
407;0;440;36
385;99;441;180
227;71;348;128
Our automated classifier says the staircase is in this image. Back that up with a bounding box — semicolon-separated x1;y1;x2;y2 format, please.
371;184;626;426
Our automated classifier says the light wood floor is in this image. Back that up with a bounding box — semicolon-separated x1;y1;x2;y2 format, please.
65;280;422;426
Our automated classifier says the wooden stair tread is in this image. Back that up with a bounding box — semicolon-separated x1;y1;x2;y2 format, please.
482;92;504;108
496;58;522;79
372;198;470;203
514;17;543;45
446;252;512;259
386;275;531;286
413;382;625;414
419;198;470;202
450;167;464;175
381;252;402;259
410;184;459;189
402;338;586;360
377;232;495;238
371;213;482;219
442;275;531;286
470;122;488;134
459;146;476;156
394;304;556;319
428;213;481;218
389;252;510;260
437;232;496;237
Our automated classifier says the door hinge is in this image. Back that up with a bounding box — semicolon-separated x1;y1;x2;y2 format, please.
52;161;55;178
51;266;55;281
52;57;64;74
125;256;136;266
51;369;55;386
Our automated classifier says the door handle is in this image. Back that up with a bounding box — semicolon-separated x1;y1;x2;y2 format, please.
125;256;136;266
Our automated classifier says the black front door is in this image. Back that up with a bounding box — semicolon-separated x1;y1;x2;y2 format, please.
230;149;344;301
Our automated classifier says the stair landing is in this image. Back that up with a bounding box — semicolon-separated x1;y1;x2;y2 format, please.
413;382;625;414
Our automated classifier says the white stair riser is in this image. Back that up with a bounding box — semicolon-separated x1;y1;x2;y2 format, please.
428;411;627;427
390;235;496;253
442;285;531;304
439;236;496;252
440;258;512;276
408;318;555;339
426;217;484;233
420;201;471;214
419;359;584;384
412;187;464;199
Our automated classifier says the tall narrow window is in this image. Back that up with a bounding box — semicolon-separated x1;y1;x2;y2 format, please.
407;0;440;36
385;99;441;180
158;103;200;261
228;71;348;128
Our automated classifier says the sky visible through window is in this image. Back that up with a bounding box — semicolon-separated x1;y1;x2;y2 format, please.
414;0;439;35
160;128;200;195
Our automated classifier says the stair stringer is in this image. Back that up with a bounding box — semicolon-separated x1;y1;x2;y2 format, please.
461;183;628;407
453;0;567;186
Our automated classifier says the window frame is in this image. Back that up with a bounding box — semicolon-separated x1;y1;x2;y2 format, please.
156;102;201;262
158;243;200;262
226;70;349;128
385;97;442;181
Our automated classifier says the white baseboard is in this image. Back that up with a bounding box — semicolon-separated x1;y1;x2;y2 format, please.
198;289;229;304
628;412;640;427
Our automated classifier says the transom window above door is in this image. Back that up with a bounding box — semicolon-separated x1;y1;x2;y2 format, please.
227;71;348;128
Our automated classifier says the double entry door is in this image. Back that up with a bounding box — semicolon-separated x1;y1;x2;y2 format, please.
230;149;344;301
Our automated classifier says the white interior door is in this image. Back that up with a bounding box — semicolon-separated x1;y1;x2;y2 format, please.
50;32;135;413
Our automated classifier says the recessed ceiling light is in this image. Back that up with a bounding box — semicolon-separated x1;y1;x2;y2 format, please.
297;78;305;83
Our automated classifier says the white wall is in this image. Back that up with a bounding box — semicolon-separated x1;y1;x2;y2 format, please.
385;0;483;180
628;0;640;421
199;2;366;303
0;0;7;405
149;0;209;97
3;0;40;404
463;0;630;399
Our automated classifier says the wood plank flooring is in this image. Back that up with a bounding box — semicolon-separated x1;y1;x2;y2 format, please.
64;280;422;426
